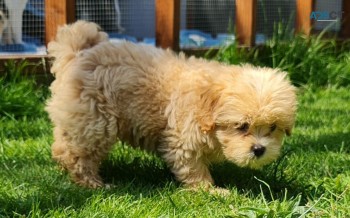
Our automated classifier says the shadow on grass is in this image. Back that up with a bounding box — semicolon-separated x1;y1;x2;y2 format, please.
2;136;348;216
292;104;350;153
0;157;176;217
100;156;176;191
100;152;313;203
211;160;311;201
0;148;326;217
291;131;350;153
2;102;349;216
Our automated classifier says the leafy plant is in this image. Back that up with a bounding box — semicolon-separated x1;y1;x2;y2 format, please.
213;25;350;87
0;60;48;118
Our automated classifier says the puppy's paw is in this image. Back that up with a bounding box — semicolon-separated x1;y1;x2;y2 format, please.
184;182;230;196
74;176;104;189
208;187;231;196
104;183;116;189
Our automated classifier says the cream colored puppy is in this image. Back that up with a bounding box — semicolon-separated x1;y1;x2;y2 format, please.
46;21;297;189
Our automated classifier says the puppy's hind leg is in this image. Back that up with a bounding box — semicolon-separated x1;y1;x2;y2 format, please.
52;127;112;188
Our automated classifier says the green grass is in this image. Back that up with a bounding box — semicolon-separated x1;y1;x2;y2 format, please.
1;35;350;216
0;60;350;217
0;60;49;118
1;86;349;217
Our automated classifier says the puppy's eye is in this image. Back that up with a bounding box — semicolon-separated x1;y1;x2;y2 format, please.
237;122;249;133
270;124;277;132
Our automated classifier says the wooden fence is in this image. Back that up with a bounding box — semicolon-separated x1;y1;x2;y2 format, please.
1;0;350;61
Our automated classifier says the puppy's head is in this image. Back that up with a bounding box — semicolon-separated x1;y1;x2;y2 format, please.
197;65;297;169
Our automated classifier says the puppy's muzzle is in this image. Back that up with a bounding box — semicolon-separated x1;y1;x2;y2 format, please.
251;144;266;157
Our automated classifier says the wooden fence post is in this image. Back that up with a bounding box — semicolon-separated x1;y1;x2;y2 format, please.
235;0;257;47
155;0;180;50
341;0;350;38
295;0;314;36
45;0;76;45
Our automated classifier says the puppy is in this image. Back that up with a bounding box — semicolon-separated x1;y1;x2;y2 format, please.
46;21;297;189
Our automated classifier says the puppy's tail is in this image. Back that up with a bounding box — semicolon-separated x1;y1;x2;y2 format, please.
48;20;108;76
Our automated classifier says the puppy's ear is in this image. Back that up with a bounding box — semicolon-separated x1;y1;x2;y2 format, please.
196;83;223;133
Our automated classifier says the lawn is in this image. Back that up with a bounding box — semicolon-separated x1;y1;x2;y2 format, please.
1;35;350;217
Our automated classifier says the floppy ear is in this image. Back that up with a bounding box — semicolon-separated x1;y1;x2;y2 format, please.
196;83;223;133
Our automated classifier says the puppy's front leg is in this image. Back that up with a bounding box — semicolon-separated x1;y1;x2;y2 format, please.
178;159;214;189
162;146;214;189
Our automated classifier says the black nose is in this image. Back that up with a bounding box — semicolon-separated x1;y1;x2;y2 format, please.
251;144;266;157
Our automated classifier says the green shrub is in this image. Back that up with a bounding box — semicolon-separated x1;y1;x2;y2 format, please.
214;27;350;87
0;60;48;118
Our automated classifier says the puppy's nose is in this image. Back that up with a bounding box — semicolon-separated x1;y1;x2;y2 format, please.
251;144;266;157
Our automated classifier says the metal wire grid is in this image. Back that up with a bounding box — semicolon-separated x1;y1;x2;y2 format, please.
76;0;124;33
314;0;343;32
256;0;296;42
118;0;155;40
0;0;344;55
23;0;45;44
0;0;45;54
180;0;235;48
184;0;235;35
76;0;155;42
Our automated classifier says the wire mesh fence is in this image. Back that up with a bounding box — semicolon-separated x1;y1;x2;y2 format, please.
76;0;237;49
76;0;156;45
180;0;236;48
0;0;45;55
0;0;348;57
313;0;343;32
76;0;124;34
256;0;296;44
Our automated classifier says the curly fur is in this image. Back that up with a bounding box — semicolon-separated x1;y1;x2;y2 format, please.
46;21;297;189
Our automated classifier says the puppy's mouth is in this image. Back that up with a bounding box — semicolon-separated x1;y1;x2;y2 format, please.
243;144;267;169
247;157;268;169
246;147;280;169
